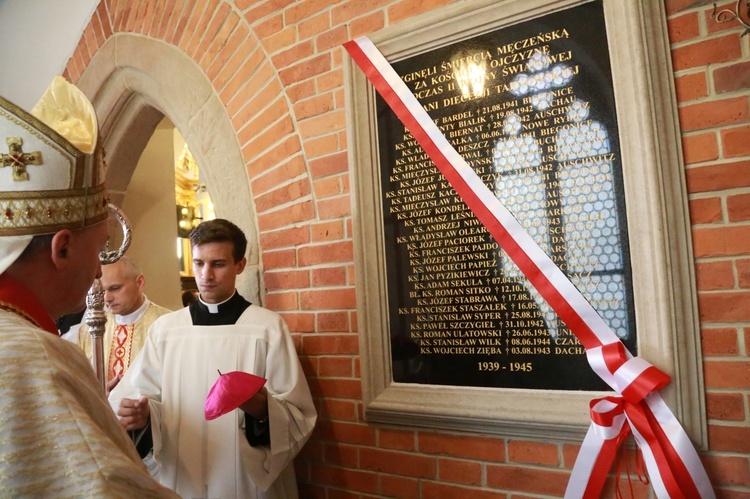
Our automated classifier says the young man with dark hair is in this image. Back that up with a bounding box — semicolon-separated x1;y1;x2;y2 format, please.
111;219;316;498
189;217;247;262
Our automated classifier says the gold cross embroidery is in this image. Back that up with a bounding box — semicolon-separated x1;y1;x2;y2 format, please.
2;137;42;181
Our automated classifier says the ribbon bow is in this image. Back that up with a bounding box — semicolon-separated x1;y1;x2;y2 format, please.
567;345;705;497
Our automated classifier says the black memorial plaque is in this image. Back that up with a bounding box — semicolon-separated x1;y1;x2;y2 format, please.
379;0;637;390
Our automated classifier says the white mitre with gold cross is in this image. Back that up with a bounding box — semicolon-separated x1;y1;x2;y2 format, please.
0;76;108;274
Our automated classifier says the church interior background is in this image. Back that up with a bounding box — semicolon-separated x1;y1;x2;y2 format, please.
1;0;748;496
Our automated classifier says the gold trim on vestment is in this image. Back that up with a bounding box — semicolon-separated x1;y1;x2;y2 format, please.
0;95;109;235
0;184;108;236
0;301;40;329
0;95;85;164
0;105;82;188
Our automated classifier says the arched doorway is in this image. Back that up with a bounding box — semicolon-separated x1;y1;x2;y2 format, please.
77;34;261;306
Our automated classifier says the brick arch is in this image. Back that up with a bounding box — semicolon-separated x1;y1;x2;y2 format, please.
95;0;320;225
72;31;267;303
65;0;345;308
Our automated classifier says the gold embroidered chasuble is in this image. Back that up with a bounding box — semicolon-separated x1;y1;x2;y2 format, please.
0;309;177;497
78;300;171;380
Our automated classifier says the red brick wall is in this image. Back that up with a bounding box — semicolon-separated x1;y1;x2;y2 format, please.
67;0;749;496
667;0;750;494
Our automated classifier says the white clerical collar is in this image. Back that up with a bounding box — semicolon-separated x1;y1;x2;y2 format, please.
199;291;236;314
114;296;150;325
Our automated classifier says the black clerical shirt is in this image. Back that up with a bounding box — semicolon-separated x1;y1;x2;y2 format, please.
189;291;250;326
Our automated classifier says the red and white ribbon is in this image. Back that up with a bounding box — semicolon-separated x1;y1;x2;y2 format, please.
568;397;630;498
344;36;713;498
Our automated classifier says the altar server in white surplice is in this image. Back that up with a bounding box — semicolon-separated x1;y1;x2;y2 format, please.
110;219;317;499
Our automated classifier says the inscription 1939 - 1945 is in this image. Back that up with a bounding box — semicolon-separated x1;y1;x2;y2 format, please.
378;0;637;391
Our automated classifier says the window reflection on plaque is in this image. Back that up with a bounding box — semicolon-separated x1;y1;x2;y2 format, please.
379;0;636;391
349;0;704;444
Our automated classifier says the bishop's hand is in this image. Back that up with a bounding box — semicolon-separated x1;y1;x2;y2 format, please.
117;396;150;431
